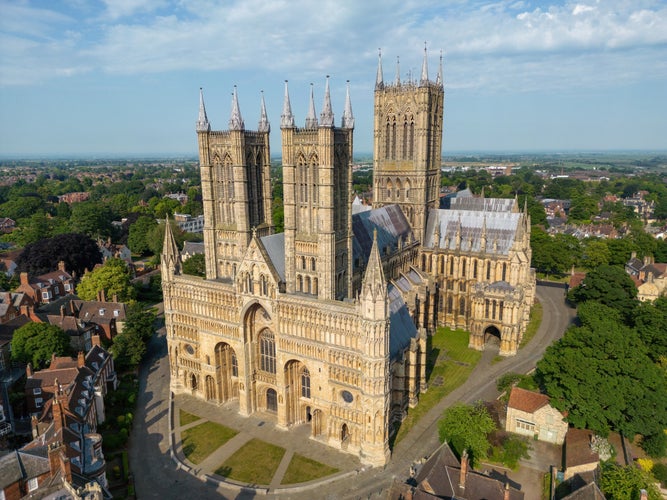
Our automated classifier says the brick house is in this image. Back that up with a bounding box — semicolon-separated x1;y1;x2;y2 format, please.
0;292;32;324
505;387;568;445
16;262;75;306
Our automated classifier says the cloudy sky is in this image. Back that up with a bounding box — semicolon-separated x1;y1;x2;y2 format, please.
0;0;665;157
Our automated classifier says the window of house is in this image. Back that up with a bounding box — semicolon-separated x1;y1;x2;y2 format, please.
64;283;71;291
33;388;42;395
113;310;119;317
42;291;49;300
35;398;43;407
516;419;535;432
27;478;38;492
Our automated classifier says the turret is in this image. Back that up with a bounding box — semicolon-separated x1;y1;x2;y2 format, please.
436;50;443;87
161;217;181;280
375;49;384;89
320;76;334;127
420;43;429;85
395;56;401;85
360;230;388;321
280;80;295;129
341;80;354;129
196;88;210;132
305;83;318;128
258;91;270;133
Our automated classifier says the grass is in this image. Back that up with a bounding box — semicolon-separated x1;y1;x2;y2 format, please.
392;328;482;446
520;301;543;349
280;454;339;484
215;438;285;485
181;421;238;464
179;409;201;426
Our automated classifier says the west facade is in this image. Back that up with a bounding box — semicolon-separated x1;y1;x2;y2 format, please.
162;51;535;467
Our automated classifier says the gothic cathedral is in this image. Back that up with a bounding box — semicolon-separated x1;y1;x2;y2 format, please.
162;50;535;467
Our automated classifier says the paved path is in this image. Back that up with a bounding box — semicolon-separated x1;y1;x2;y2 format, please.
130;284;574;499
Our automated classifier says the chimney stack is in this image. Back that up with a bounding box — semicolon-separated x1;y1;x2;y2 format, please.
77;351;85;368
91;334;101;347
504;481;511;500
26;363;33;378
640;490;648;500
459;449;469;490
20;272;29;286
58;260;66;272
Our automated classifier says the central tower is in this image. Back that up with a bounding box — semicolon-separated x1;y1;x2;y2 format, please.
372;48;445;244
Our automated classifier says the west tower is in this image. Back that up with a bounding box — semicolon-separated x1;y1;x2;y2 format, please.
197;87;273;280
281;78;354;300
372;49;444;243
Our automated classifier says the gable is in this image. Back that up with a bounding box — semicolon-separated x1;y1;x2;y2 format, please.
237;235;282;290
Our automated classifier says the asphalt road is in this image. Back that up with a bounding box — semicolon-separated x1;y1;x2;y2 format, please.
129;284;575;499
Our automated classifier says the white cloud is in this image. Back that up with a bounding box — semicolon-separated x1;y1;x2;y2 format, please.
1;0;666;93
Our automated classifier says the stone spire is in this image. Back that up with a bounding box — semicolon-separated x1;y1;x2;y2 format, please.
481;215;487;251
362;229;387;304
395;56;401;85
196;88;210;132
161;216;181;277
436;50;444;87
305;83;318;128
375;49;384;89
258;90;270;133
341;80;354;129
280;80;295;128
228;85;244;131
420;42;429;85
320;75;334;127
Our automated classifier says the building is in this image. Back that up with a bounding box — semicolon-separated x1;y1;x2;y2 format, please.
173;213;205;233
162;51;535;467
505;387;568;445
97;238;132;265
16;262;75;306
181;241;205;261
387;442;524;499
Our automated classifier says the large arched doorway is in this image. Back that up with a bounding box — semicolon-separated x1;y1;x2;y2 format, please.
341;424;350;449
266;388;278;412
484;325;502;348
284;360;310;426
215;343;238;403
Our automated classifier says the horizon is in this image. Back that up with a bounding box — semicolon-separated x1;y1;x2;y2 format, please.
0;1;666;156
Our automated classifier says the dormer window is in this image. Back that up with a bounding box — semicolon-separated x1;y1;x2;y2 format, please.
99;309;105;315
113;310;119;317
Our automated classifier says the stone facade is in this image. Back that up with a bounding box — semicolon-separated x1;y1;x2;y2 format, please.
162;51;535;467
505;387;567;445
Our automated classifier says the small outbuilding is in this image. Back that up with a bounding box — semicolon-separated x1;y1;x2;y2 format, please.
505;387;568;445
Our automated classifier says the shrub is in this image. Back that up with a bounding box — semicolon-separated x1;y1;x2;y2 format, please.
651;462;667;487
641;431;667;458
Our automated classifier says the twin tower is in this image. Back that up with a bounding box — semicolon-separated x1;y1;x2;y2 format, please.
196;49;444;303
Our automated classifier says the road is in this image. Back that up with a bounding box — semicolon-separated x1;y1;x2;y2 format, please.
129;284;574;499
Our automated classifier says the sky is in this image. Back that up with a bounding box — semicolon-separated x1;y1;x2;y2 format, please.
0;0;666;157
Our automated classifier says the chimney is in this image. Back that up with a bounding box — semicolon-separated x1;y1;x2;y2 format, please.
26;362;33;378
48;442;62;476
112;293;117;303
504;481;511;500
60;305;65;318
52;398;64;434
77;351;85;368
50;352;57;367
60;453;72;483
31;415;39;439
91;334;101;347
640;490;648;500
57;260;66;272
459;450;469;490
20;272;29;286
100;288;106;302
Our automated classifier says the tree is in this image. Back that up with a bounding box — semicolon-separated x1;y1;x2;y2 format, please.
70;201;113;239
182;253;205;277
567;264;638;321
633;298;667;362
600;462;662;500
16;233;102;277
110;327;146;371
581;239;611;269
11;323;71;369
127;216;158;255
77;258;136;302
536;304;667;438
437;402;496;466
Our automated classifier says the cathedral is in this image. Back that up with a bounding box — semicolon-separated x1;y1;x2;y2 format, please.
161;50;535;467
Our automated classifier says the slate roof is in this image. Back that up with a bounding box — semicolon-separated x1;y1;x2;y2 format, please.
182;241;205;256
352;205;414;269
423;208;521;255
0;449;50;490
388;284;418;359
508;387;550;413
72;300;127;323
450;196;517;213
260;232;286;281
560;480;606;500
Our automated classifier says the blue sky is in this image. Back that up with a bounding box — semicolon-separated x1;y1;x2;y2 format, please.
0;0;666;157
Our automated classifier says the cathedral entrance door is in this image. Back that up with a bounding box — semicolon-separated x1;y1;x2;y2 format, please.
341;423;350;449
484;325;501;349
266;388;278;412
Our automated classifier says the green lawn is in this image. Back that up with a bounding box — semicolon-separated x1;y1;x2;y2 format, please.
179;409;201;426
392;328;482;446
520;301;543;349
181;421;238;465
280;453;339;484
215;439;285;485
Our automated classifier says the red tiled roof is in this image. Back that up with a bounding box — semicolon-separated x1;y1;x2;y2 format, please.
508;387;550;413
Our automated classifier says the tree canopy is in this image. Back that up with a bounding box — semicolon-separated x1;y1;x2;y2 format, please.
76;257;136;302
110;303;156;370
16;233;102;277
182;253;205;277
127;216;158;255
437;402;496;466
600;462;662;500
536;302;667;438
567;264;638;320
11;323;71;369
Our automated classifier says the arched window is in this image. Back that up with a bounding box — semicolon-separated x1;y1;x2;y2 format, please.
485;299;490;318
408;122;415;159
492;300;497;319
499;301;504;321
502;263;507;281
311;257;316;271
459;297;466;316
259;331;276;374
391;121;397;159
301;368;311;398
386;179;393;199
385;122;391;159
402;120;408;159
231;353;238;377
297;275;303;292
486;262;491;280
473;260;478;279
461;258;467;277
301;256;306;269
313;277;318;296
